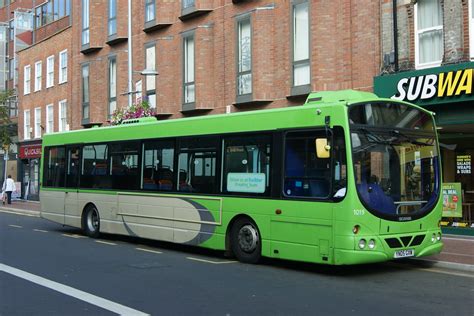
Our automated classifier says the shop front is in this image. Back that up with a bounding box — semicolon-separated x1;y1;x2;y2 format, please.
374;62;474;228
18;141;42;201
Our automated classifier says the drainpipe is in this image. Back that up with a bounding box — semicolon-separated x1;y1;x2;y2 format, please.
393;0;399;72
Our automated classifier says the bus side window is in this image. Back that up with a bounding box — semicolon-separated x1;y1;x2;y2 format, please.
142;140;175;191
110;142;140;190
283;130;330;198
43;146;66;187
81;144;109;189
223;134;271;195
177;137;218;194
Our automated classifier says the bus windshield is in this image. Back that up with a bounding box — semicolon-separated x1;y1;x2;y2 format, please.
349;102;440;221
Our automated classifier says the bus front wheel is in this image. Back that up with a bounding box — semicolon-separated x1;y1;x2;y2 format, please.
230;217;261;264
83;205;100;238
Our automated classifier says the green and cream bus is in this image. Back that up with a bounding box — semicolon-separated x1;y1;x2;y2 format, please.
40;90;443;265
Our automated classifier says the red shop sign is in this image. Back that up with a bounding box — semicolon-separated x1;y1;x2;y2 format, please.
19;144;42;159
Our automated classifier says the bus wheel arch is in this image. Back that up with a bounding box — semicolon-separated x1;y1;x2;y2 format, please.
227;215;262;264
81;203;100;238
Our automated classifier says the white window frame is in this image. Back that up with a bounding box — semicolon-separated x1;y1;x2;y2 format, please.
58;99;68;132
108;56;117;116
82;0;90;45
237;17;252;96
145;44;156;108
24;65;31;95
470;0;474;59
183;34;195;104
292;0;310;87
24;110;31;140
59;49;68;83
34;107;42;139
46;104;54;134
414;1;443;69
34;61;42;91
46;55;55;88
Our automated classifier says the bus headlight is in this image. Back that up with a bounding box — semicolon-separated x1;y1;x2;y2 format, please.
368;239;376;249
437;233;441;241
358;239;366;249
431;234;436;243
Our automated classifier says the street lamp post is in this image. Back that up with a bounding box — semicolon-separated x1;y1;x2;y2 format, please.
127;0;133;108
2;144;9;186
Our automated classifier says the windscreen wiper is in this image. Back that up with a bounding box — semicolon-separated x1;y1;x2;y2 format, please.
391;130;434;146
358;128;392;145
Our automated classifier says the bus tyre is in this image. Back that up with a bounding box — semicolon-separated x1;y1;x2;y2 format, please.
83;205;100;238
231;217;261;264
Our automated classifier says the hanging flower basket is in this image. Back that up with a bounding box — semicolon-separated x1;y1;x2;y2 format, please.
110;98;156;125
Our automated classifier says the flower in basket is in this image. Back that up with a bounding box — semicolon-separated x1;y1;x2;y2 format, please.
110;98;156;125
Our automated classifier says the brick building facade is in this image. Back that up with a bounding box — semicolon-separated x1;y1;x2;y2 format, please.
7;0;382;200
68;0;381;127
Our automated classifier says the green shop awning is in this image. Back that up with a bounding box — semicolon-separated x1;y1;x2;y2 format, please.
374;62;474;107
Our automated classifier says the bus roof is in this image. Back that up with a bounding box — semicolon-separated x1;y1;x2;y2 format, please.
40;90;409;147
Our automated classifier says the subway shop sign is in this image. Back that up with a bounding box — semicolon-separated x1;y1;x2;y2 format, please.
374;62;474;107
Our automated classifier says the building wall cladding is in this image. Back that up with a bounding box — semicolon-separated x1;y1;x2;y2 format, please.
380;0;470;73
17;27;72;142
69;0;381;128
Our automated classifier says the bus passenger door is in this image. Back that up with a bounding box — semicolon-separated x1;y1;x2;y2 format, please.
64;146;81;227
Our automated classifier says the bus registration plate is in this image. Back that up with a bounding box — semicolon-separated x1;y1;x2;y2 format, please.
394;249;414;258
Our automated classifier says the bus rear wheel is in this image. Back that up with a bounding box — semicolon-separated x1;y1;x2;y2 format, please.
83;205;100;238
230;217;261;264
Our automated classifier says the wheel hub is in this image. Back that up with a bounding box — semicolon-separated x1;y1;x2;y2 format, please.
238;224;258;253
87;209;99;232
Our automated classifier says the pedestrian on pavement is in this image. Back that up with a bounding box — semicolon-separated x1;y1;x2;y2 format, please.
2;175;16;205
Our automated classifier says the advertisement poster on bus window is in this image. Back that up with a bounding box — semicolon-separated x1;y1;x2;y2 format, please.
442;183;463;218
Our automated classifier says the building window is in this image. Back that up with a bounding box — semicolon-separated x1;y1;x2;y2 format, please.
34;61;42;92
415;0;443;69
82;0;90;45
292;0;310;87
8;58;14;80
59;49;67;83
35;6;42;28
8;19;13;39
145;44;156;108
35;0;71;29
24;65;31;95
108;0;117;36
46;104;54;134
237;17;252;96
58;99;68;132
46;55;54;88
145;0;155;22
53;0;60;19
34;107;41;139
108;56;117;116
58;0;68;18
183;34;195;104
82;64;90;120
24;110;31;140
182;0;195;10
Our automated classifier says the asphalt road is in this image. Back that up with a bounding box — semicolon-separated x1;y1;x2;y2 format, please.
1;211;473;316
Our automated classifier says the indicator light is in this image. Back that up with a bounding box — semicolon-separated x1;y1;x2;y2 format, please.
353;225;360;234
